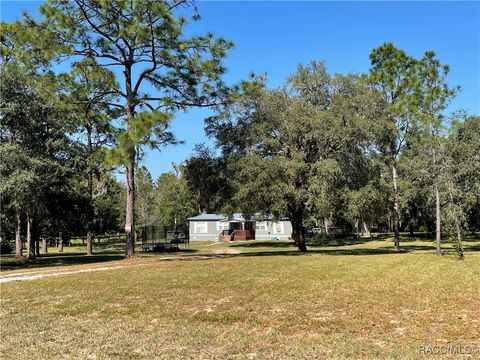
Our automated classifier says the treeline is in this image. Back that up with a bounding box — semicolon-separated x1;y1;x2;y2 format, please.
1;0;232;259
134;165;196;233
0;62;124;257
1;1;478;260
184;49;480;255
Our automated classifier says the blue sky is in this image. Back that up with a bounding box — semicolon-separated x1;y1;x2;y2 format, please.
2;1;479;181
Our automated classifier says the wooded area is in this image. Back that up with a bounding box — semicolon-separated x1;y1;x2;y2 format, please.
1;2;479;359
1;0;478;260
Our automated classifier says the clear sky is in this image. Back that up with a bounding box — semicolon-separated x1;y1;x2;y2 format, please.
2;1;479;181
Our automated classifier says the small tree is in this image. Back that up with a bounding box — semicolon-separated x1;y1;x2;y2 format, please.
415;51;458;255
443;115;480;259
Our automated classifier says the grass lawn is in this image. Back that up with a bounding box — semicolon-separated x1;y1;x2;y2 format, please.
1;237;479;359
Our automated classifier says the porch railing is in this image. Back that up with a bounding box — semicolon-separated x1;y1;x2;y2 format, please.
218;229;254;241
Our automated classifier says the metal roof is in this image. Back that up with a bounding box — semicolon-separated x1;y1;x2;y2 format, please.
187;213;288;221
187;213;245;221
187;214;226;221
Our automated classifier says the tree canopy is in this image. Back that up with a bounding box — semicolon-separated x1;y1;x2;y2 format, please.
26;0;234;256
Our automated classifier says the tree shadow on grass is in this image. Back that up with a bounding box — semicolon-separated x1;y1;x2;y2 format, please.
95;241;479;264
229;236;386;249
229;241;296;248
0;244;200;271
0;252;125;271
252;244;433;256
463;244;480;252
307;236;385;247
235;243;477;258
179;248;395;260
2;238;477;271
173;244;435;261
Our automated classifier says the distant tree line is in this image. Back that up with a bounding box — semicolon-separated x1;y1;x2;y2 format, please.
185;46;480;255
1;0;231;259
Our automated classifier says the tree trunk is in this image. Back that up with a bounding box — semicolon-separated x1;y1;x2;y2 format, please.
363;220;371;237
355;218;359;238
197;191;202;214
140;200;146;231
124;66;136;258
430;146;442;255
323;217;329;236
446;181;463;244
391;150;401;251
32;219;40;257
26;213;35;260
291;222;298;245
289;207;307;252
58;232;64;253
292;220;307;252
443;158;464;259
434;181;442;256
86;230;93;255
14;202;22;258
125;158;135;257
86;123;94;255
35;238;40;257
42;238;48;253
409;223;414;237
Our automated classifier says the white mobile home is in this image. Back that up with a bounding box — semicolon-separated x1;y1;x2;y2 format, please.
188;213;292;241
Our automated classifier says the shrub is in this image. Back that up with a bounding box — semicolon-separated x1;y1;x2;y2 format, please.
451;236;465;260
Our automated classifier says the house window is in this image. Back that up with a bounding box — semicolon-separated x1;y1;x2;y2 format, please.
194;222;208;234
255;221;267;231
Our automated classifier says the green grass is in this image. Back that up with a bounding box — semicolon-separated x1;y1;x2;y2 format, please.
1;237;479;359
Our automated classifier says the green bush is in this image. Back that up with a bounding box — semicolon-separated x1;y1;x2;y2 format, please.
0;241;14;254
451;236;465;260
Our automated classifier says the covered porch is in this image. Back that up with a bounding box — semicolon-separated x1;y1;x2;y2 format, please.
218;220;255;241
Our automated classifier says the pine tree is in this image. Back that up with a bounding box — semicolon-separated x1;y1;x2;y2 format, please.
32;0;233;256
